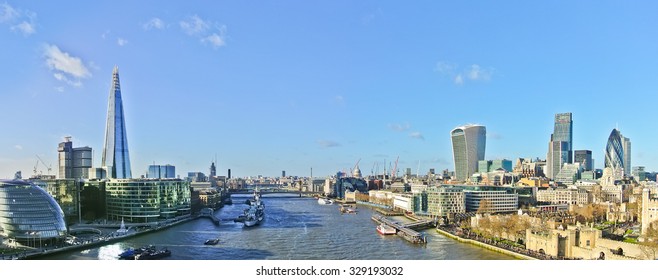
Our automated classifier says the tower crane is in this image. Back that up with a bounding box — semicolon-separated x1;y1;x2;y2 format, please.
391;156;399;180
36;154;53;175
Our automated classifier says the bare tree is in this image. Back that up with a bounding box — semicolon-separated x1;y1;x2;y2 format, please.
477;199;493;214
640;221;658;260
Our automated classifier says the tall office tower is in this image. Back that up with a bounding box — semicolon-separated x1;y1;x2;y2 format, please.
547;140;569;180
622;136;631;175
101;66;132;179
451;125;486;182
58;137;93;179
552;113;573;163
282;170;286;178
605;128;631;178
574;150;593;171
210;162;216;177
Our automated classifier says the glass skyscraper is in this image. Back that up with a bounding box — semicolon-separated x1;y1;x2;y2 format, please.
552;113;573;163
451;125;486;182
605;128;631;177
102;66;132;179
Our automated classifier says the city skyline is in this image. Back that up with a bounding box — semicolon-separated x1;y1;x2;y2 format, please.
3;2;658;178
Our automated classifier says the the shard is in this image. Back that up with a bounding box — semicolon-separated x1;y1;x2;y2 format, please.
101;66;132;179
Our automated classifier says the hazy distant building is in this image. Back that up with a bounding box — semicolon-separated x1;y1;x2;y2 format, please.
210;162;217;177
147;164;176;179
451;125;486;181
574;150;593;171
101;66;132;179
632;166;646;182
554;163;583;185
478;159;512;173
57;137;92;179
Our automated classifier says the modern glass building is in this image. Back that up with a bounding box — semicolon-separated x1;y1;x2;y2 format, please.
28;178;80;223
147;164;176;179
332;176;368;199
0;180;67;247
552;113;573;163
547;140;569;179
105;179;191;223
451;125;486;182
425;186;465;218
102;66;132;179
605;129;629;178
574;150;593;171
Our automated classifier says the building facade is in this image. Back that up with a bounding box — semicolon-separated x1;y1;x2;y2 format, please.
451;124;486;182
147;164;176;179
0;180;68;247
58;137;93;179
536;188;589;205
105;178;191;223
574;150;593;171
605;129;630;179
102;66;132;179
425;186;465;218
552;112;573;163
547;141;569;180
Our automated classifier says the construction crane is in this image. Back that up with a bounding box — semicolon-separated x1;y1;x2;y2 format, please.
391;156;399;180
36;154;53;175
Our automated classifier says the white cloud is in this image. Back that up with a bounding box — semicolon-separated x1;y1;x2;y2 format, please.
180;15;210;36
467;64;492;81
317;140;341;148
143;17;165;30
454;74;464;85
101;30;110;39
435;61;456;74
2;3;36;36
0;3;18;22
43;44;91;87
181;15;227;49
10;20;33;35
388;123;410;132
117;38;128;46
55;87;65;93
436;61;494;85
410;132;425;140
14;145;22;150
201;33;225;48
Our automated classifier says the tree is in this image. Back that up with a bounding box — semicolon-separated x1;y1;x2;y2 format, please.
640;221;658;260
477;199;493;214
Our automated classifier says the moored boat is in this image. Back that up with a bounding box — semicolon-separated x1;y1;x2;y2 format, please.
376;223;397;235
317;198;333;205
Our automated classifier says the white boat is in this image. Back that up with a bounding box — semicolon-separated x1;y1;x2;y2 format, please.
376;223;397;235
317;198;333;205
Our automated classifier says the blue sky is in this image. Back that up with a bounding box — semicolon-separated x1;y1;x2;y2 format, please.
2;1;658;179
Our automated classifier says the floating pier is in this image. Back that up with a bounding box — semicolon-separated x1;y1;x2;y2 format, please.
371;215;434;244
199;208;220;225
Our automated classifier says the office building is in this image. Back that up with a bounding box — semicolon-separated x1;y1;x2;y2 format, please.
105;178;191;223
547;141;569;180
574;150;593;171
425;186;465;218
552;113;573;163
451;124;486;181
102;66;132;179
605;129;630;179
632;166;646;182
148;164;176;179
57;137;93;179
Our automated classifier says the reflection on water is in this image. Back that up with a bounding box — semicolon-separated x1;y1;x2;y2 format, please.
40;194;515;260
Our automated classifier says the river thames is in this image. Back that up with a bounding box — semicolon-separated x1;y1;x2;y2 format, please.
39;194;514;260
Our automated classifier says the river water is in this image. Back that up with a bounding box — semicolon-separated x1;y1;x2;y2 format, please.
40;194;514;260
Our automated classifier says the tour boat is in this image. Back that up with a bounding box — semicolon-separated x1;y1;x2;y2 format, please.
376;224;397;235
